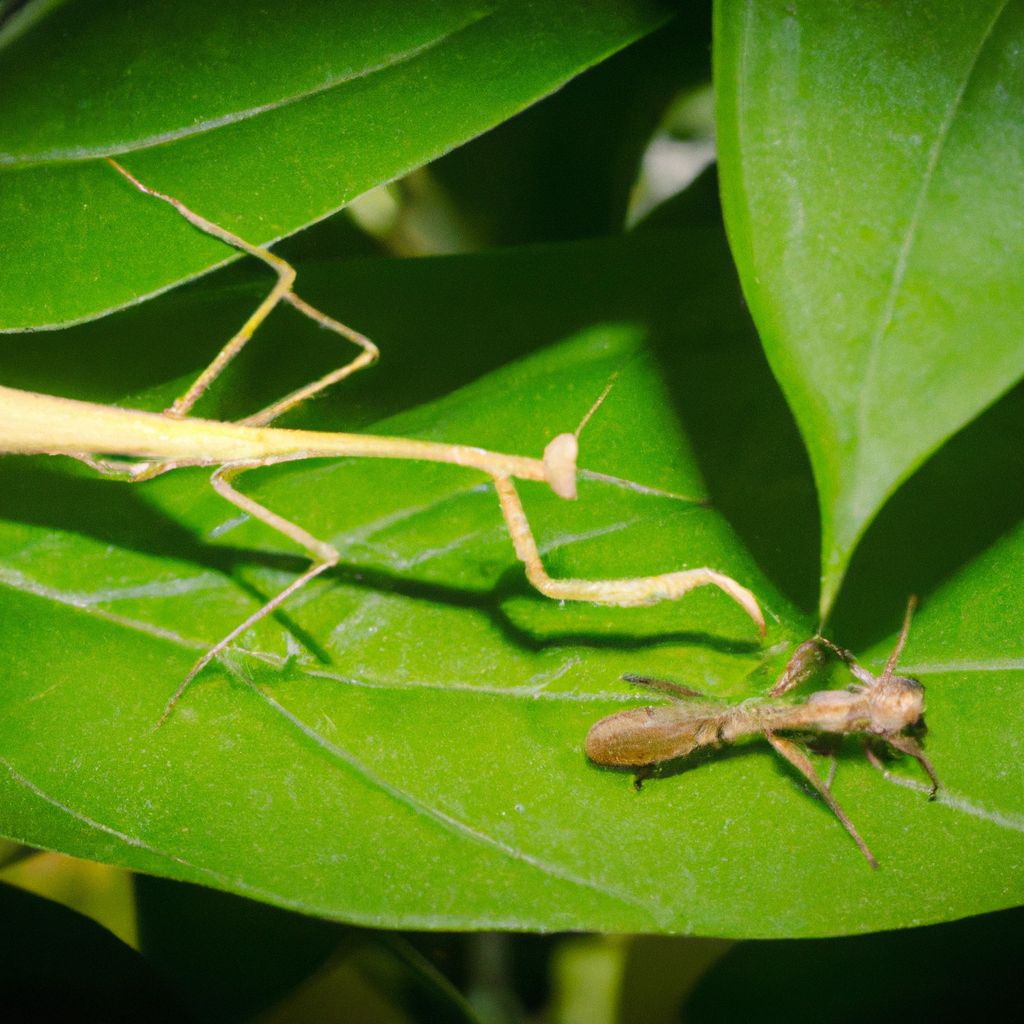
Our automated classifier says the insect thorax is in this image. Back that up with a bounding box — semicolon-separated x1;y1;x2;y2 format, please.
869;675;925;734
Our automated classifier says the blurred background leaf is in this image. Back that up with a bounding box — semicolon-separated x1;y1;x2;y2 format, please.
427;6;711;248
684;906;1021;1023
0;881;192;1023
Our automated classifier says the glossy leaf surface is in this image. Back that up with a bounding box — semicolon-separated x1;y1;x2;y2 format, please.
1;227;1021;935
0;0;669;329
715;0;1024;614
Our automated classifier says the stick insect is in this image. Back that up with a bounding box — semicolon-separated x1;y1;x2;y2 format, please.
0;158;766;722
586;597;938;867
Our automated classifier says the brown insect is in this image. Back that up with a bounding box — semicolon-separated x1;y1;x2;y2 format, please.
585;597;938;867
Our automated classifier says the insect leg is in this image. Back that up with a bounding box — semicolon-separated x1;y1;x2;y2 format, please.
621;674;706;700
801;735;841;791
863;740;889;774
886;733;940;798
491;475;765;634
863;740;934;803
240;291;379;427
813;637;877;688
764;730;878;868
157;462;340;724
106;159;378;424
824;754;838;791
880;595;917;684
65;454;162;481
769;637;831;696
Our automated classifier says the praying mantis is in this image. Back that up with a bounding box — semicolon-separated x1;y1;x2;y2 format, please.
0;158;765;722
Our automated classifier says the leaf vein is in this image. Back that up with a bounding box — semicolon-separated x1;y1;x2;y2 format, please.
251;686;663;919
871;762;1024;834
855;0;1013;444
0;9;494;166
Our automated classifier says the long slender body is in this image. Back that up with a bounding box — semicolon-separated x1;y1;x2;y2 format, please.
0;382;767;620
585;689;870;766
0;384;549;484
587;600;939;868
0;376;766;716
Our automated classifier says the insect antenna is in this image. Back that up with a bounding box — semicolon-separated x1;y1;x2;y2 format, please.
575;371;620;439
880;594;917;684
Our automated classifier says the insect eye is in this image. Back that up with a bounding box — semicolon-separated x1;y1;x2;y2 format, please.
893;674;923;693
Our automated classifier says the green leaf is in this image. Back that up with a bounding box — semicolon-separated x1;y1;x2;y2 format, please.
715;0;1024;615
0;0;671;330
2;222;1021;935
0;1;489;160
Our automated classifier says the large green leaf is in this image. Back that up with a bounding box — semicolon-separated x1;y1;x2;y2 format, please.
1;224;1021;935
0;1;487;159
0;0;670;329
715;0;1024;616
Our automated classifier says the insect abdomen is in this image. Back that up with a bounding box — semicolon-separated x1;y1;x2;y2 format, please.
585;706;718;766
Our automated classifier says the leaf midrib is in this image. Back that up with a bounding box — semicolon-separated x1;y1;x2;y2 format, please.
1;6;495;167
850;0;1013;482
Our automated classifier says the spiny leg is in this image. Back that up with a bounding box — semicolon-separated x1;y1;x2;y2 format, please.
764;730;878;868
816;596;919;690
862;740;914;793
158;462;340;725
862;740;934;799
106;158;378;424
814;636;877;688
491;474;765;634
